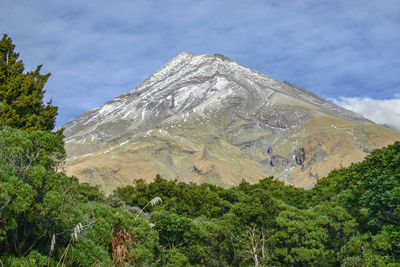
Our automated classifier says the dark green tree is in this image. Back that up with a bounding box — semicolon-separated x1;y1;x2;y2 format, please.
0;127;158;266
311;141;400;265
225;189;281;266
0;34;57;132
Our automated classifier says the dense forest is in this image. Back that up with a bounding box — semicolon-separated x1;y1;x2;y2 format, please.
1;34;399;266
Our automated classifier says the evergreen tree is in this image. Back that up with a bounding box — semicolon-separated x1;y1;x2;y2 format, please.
0;34;57;132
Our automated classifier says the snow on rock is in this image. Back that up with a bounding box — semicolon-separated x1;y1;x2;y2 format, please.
120;140;129;146
159;129;168;135
62;52;372;146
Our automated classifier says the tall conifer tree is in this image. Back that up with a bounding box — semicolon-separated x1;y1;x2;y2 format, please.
0;34;58;132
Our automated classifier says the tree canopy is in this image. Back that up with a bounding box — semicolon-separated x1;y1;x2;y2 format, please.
0;34;57;132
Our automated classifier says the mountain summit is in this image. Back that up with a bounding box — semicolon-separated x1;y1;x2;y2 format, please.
62;52;399;194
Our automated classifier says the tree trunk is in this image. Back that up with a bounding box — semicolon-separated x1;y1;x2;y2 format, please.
261;229;266;259
248;225;259;266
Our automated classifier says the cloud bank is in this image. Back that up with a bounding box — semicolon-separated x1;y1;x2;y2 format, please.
331;95;400;131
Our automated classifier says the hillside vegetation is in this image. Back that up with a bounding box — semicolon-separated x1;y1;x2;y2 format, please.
0;126;399;266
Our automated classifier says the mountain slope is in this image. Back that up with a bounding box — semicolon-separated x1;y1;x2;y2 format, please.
62;52;399;194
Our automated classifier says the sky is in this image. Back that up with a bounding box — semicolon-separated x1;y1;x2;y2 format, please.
0;0;399;130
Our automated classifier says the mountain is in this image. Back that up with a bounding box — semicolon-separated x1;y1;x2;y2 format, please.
62;52;400;194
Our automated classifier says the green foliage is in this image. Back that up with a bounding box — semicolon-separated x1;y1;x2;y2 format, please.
268;202;357;266
0;127;158;266
338;233;398;266
109;142;400;266
312;141;400;262
1;250;48;267
0;127;67;248
156;248;190;266
223;189;281;265
114;175;232;219
270;205;331;265
64;202;158;266
0;34;57;132
237;176;310;209
151;211;229;266
1;122;399;266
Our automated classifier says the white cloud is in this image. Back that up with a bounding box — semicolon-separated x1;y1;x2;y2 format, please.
330;96;400;131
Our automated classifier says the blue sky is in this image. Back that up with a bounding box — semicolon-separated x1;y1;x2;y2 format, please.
1;0;399;129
